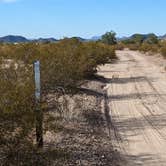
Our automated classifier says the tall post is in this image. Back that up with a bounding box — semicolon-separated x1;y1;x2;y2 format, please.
34;60;43;148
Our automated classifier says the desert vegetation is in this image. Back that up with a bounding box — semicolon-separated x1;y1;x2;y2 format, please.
0;38;116;87
116;33;166;58
100;31;117;45
0;38;116;165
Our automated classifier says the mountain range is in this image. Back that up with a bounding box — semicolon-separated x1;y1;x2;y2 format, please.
0;35;58;43
0;35;102;43
159;34;166;40
0;34;166;43
0;35;29;43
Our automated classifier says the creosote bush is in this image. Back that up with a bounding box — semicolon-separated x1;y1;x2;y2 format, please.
0;38;116;164
0;39;116;89
160;41;166;58
118;38;166;59
0;61;35;163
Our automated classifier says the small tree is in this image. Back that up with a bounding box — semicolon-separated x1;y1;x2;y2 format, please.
101;31;117;45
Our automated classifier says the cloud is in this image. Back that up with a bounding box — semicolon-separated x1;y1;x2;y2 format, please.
0;0;19;3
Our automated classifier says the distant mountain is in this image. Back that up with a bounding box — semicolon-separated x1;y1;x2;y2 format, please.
159;34;166;40
68;36;102;42
90;36;102;41
1;34;164;43
118;33;159;43
71;37;87;42
0;35;29;43
0;35;58;43
33;38;58;43
131;33;156;39
117;36;130;41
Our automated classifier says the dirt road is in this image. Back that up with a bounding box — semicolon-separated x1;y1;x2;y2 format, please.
98;50;166;166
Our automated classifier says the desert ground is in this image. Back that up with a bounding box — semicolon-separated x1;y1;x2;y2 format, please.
98;50;166;166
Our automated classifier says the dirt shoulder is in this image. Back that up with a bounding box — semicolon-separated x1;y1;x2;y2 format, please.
43;77;123;166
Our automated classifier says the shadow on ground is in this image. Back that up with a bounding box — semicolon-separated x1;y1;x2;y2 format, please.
77;75;166;166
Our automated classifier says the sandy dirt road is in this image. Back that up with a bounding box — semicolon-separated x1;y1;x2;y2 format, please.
98;50;166;166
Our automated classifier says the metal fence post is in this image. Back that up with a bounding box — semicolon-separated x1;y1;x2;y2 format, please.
34;60;43;148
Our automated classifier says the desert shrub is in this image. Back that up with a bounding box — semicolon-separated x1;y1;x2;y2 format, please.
114;42;125;50
0;39;116;164
0;60;35;164
0;39;116;89
126;43;140;50
139;43;159;53
139;43;152;52
160;42;166;58
138;40;166;58
0;61;35;132
120;33;160;53
120;40;160;55
40;40;116;88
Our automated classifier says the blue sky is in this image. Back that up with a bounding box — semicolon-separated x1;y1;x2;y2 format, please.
0;0;166;39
